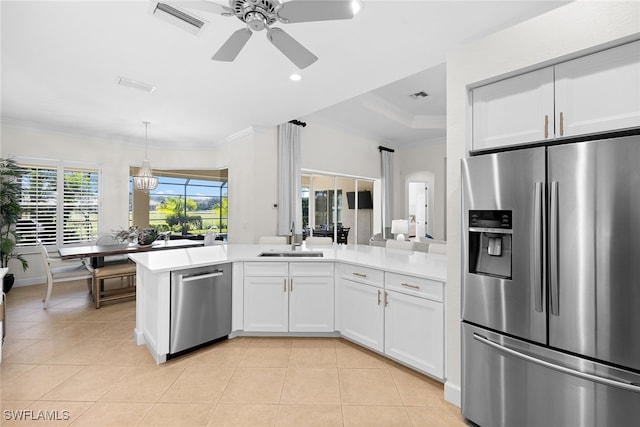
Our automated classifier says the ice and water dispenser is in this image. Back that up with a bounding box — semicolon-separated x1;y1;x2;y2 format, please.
468;210;512;279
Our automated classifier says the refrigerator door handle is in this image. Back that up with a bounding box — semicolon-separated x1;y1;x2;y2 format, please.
549;181;560;316
473;333;640;393
533;182;544;313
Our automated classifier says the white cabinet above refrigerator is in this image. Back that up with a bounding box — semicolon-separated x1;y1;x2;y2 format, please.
472;40;640;152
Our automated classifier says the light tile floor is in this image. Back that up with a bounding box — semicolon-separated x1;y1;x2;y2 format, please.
1;281;466;426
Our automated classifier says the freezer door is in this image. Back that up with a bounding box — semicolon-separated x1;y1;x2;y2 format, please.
462;322;640;427
462;148;546;343
548;135;640;371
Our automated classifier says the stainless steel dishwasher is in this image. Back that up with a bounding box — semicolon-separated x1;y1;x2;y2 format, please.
169;263;232;355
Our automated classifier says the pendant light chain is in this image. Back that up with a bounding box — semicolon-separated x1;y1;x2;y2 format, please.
144;121;149;160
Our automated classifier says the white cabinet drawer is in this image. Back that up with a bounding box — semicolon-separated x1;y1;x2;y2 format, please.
289;262;333;277
244;262;288;277
385;272;443;302
339;263;384;287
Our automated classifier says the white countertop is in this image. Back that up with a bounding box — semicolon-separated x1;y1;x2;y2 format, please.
129;244;447;282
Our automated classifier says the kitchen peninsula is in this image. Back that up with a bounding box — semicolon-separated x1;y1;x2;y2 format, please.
130;244;447;380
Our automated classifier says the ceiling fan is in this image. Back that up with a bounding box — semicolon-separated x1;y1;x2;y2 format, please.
178;0;357;69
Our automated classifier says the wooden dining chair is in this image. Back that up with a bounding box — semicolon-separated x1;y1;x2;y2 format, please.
337;227;350;244
40;243;93;309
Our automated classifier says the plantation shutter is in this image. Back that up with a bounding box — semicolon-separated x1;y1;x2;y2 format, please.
16;165;58;246
62;167;99;244
16;162;99;246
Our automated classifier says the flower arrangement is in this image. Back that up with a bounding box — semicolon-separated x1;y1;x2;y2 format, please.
114;227;136;244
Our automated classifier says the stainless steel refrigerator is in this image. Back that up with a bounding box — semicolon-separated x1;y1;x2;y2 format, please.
461;134;640;427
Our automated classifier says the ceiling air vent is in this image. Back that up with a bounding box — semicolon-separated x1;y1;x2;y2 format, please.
153;2;205;35
409;91;429;99
116;76;157;93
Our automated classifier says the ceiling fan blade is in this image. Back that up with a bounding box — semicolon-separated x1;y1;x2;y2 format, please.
267;27;317;69
173;1;233;16
276;1;354;23
212;28;253;62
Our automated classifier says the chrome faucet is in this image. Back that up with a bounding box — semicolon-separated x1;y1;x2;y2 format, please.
291;221;295;251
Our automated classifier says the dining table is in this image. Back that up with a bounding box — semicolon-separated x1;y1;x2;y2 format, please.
58;239;204;267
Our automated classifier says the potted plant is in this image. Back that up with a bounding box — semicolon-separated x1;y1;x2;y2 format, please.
0;158;29;293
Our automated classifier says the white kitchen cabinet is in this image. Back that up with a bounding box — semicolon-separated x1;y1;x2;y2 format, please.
244;275;289;332
384;289;444;379
555;40;640;138
384;272;444;379
338;264;385;352
472;41;640;151
340;277;384;352
338;267;445;378
472;67;554;151
243;261;334;333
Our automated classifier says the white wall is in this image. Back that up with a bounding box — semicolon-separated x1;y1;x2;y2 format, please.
299;119;382;179
220;126;281;244
395;139;446;240
445;0;640;407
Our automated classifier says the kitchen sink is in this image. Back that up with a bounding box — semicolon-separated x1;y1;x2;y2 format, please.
258;251;324;258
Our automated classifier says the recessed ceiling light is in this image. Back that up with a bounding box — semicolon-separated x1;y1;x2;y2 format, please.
351;1;362;15
290;73;302;82
116;76;157;93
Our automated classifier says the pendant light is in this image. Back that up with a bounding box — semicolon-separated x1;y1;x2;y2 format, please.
133;121;159;192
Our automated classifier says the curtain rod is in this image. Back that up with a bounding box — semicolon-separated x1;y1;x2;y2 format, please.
289;119;307;127
378;145;395;153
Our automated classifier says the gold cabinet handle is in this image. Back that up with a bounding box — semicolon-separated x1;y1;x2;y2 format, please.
544;115;549;139
284;279;287;293
290;278;293;292
384;291;389;307
401;282;420;290
559;112;564;136
377;289;381;305
353;272;367;278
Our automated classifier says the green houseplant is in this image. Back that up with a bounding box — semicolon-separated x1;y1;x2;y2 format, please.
0;158;29;293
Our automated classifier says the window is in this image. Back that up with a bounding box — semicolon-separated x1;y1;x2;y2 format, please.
314;189;342;227
129;169;228;238
302;172;376;245
16;161;100;246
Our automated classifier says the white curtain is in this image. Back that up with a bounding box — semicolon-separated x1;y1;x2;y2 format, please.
380;148;394;239
277;122;302;237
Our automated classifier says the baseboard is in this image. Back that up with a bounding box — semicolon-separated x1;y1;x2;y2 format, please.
14;277;45;288
444;380;461;408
